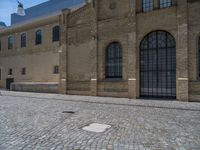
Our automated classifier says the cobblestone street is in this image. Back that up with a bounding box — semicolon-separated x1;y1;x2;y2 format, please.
0;91;200;150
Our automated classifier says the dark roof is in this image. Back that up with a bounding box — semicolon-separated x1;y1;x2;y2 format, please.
0;21;7;27
11;0;85;25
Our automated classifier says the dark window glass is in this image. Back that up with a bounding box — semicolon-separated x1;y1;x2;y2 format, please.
8;36;13;49
160;0;172;8
0;69;1;80
0;40;1;51
35;30;42;45
53;66;59;74
21;33;26;48
142;0;153;12
52;26;60;42
140;31;176;98
8;68;13;75
198;37;200;79
106;42;122;79
21;67;26;75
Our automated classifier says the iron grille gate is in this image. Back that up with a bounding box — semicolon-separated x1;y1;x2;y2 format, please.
140;31;176;99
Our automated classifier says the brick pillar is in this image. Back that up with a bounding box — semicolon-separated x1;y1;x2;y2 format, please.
90;6;98;96
91;79;97;96
154;0;159;9
176;0;189;101
128;13;137;99
128;32;137;99
59;10;69;94
136;0;142;13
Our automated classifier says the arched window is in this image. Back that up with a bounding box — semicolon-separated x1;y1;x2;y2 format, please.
198;37;200;79
21;33;26;48
52;26;60;42
160;0;172;8
8;36;13;49
142;0;153;12
106;42;122;79
140;31;176;98
35;30;42;45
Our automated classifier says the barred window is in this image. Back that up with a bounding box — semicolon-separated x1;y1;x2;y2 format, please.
140;31;176;98
21;67;26;75
8;36;13;49
35;30;42;45
52;26;60;42
21;33;26;48
160;0;172;8
106;42;122;79
142;0;153;12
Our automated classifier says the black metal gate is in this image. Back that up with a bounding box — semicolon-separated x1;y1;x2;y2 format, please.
140;31;176;99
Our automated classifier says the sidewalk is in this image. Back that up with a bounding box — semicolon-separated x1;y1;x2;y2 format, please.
1;90;200;111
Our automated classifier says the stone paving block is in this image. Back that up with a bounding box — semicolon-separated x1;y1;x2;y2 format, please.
0;91;199;149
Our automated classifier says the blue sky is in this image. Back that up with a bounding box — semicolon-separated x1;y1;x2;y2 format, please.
0;0;48;26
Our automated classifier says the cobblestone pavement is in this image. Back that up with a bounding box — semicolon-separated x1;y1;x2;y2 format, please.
0;91;200;150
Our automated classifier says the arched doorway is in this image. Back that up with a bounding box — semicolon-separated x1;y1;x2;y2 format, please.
140;31;176;99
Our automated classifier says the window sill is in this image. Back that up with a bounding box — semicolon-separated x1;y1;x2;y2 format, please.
100;78;126;82
35;43;42;46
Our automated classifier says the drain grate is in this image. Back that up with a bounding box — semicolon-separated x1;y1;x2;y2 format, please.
62;111;75;114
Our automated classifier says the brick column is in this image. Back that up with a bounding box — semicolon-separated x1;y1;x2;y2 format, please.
128;5;137;99
90;4;98;96
176;0;189;101
59;10;69;94
136;0;142;13
154;0;159;9
128;32;137;99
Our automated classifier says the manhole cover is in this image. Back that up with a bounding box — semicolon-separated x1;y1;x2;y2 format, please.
62;111;75;114
82;123;111;133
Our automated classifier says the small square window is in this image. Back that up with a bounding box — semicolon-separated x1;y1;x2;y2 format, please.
8;68;13;75
53;66;59;74
21;67;26;75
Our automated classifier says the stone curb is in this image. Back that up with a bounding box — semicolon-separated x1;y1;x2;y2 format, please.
0;90;200;111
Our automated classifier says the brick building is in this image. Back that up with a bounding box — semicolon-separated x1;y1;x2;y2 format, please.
0;0;200;102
